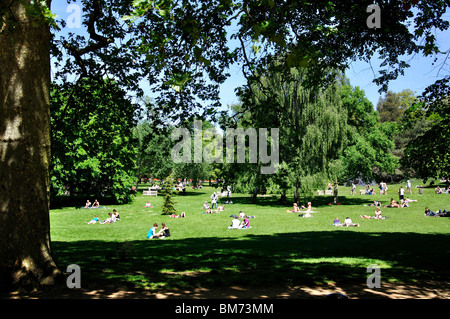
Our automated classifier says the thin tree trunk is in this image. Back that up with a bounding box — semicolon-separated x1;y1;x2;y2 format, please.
0;0;61;290
333;179;339;204
294;177;300;204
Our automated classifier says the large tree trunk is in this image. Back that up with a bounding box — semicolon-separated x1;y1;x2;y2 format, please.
0;0;61;290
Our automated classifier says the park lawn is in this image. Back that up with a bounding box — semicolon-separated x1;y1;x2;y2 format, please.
49;181;450;293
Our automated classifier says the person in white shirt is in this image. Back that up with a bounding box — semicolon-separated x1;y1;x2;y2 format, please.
398;186;405;201
406;180;412;194
344;217;359;227
211;192;218;209
228;217;241;229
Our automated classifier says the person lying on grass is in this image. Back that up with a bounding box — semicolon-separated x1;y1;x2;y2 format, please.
299;211;313;218
170;212;186;218
86;215;99;224
360;207;389;220
364;200;381;207
424;208;449;217
334;217;360;227
343;217;360;227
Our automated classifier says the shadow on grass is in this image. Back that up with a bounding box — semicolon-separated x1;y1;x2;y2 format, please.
45;230;450;298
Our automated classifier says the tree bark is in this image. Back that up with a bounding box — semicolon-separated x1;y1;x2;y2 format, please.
333;179;339;204
0;0;61;290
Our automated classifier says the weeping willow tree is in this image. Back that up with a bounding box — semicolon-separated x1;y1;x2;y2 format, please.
237;65;348;204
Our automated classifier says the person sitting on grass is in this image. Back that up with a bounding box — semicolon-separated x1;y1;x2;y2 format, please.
84;200;92;208
154;222;171;238
400;199;410;207
146;223;159;239
92;199;100;208
112;209;120;220
287;203;300;213
384;198;399;208
228;216;241;229
100;212;117;224
87;215;99;224
203;201;209;209
241;217;251;229
144;201;153;208
333;217;341;226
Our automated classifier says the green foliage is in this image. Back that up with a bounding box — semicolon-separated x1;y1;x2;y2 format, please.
339;84;399;183
134;120;175;180
377;90;418;124
235;66;348;202
50;79;138;204
403;97;450;180
161;175;177;215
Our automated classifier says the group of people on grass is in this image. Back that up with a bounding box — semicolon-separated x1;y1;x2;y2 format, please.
146;222;171;239
87;209;120;224
424;207;449;217
435;186;450;194
84;199;101;208
203;200;225;214
85;181;447;239
287;202;314;218
228;211;252;229
383;197;417;208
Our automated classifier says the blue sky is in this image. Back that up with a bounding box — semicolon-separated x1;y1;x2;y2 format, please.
52;2;449;110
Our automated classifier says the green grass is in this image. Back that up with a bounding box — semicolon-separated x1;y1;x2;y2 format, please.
50;180;450;292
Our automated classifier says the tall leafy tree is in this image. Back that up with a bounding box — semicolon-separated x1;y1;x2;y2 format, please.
403;95;450;180
50;79;138;204
377;89;417;124
237;66;348;203
134;120;175;180
339;83;399;184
